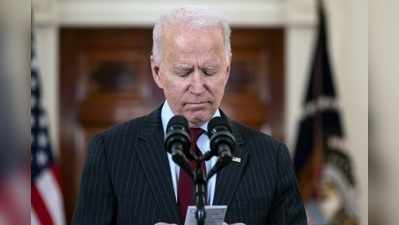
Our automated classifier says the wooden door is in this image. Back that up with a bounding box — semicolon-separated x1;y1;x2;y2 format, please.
60;27;284;222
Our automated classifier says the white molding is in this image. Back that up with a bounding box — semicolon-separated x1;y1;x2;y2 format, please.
285;0;317;27
58;1;285;27
33;0;58;27
33;0;317;27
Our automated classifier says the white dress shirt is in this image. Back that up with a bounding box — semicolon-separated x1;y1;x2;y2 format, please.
161;101;219;205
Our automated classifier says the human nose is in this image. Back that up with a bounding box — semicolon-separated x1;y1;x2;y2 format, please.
189;69;206;95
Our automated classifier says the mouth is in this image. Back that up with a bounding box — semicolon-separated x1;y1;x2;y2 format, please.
184;101;210;109
185;101;210;106
186;101;208;104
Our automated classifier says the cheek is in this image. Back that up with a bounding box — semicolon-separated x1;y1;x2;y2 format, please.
163;78;187;99
212;76;228;96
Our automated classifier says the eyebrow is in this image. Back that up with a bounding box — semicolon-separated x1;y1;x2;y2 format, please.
172;64;220;71
173;64;193;70
201;64;219;70
172;65;194;75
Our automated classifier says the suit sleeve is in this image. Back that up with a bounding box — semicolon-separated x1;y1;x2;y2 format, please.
72;134;116;225
267;143;308;225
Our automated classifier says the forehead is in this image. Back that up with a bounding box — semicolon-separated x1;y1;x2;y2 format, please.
162;23;225;61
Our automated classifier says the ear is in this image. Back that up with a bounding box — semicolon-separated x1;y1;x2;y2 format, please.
225;54;232;81
225;63;231;84
150;55;163;89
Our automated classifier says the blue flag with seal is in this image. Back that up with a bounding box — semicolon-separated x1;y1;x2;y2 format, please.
293;1;359;225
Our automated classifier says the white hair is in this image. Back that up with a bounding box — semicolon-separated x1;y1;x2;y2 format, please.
152;7;232;65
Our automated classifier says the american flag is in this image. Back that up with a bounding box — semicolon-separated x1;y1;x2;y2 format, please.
31;33;65;225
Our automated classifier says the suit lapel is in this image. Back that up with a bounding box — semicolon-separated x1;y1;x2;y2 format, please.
135;107;180;222
213;116;249;206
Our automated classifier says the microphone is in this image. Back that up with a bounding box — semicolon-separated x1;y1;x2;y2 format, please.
164;115;193;177
205;117;236;180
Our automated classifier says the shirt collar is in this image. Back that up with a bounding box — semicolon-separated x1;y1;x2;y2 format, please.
161;100;221;135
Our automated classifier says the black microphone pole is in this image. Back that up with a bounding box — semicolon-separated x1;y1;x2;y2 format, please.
165;115;236;225
165;115;206;225
193;162;206;225
193;116;236;225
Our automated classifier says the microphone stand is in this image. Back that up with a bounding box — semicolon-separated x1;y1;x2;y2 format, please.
193;161;206;225
167;116;235;225
173;154;208;225
192;153;231;225
171;142;232;225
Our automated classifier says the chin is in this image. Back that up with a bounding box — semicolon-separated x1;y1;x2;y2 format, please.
186;112;211;127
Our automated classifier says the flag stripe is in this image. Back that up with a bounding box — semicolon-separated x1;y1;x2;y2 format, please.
31;210;41;225
32;184;54;225
51;165;63;193
36;168;65;225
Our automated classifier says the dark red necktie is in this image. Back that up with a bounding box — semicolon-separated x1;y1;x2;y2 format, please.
177;128;205;223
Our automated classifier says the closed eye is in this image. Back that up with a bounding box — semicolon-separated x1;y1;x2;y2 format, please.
174;68;193;77
202;68;218;76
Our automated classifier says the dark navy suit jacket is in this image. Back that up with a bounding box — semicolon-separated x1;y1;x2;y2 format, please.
72;106;307;225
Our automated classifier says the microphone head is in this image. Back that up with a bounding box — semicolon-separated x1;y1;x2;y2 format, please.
167;115;189;133
208;116;236;156
207;116;232;134
165;115;191;155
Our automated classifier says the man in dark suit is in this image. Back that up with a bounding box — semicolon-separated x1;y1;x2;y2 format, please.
72;7;307;225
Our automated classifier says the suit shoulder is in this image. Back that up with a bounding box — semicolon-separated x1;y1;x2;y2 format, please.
232;122;290;162
86;115;150;162
95;115;147;139
232;121;285;146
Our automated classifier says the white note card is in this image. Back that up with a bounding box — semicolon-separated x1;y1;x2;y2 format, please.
184;205;227;225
